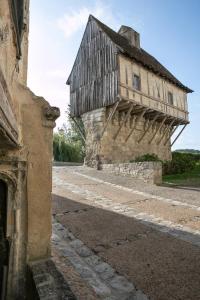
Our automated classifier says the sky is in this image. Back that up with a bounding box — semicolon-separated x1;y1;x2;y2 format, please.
27;0;200;150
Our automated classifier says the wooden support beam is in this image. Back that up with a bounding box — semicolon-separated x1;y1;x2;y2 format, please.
69;114;86;142
113;103;135;140
157;119;175;145
164;124;179;146
137;113;160;144
149;116;167;144
101;100;119;138
125;109;147;142
171;124;187;147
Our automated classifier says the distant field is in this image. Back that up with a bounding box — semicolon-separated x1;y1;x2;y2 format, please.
163;163;200;187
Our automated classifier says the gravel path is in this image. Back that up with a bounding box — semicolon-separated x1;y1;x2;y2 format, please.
52;166;200;300
75;166;200;207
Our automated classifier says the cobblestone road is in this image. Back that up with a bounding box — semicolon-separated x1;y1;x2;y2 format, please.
52;166;200;300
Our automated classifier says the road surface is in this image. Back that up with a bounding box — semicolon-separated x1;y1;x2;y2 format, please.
52;166;200;300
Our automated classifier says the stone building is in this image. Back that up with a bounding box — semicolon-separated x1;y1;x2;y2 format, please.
0;1;59;299
67;15;192;166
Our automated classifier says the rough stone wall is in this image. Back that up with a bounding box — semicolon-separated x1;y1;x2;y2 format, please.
102;162;162;184
0;1;59;298
82;108;171;167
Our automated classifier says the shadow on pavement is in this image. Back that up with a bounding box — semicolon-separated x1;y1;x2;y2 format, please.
161;183;200;192
52;194;200;300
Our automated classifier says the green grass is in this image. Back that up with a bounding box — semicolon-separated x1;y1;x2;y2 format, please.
163;163;200;187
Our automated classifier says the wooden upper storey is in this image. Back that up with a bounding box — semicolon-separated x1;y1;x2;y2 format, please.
119;54;189;123
67;15;192;124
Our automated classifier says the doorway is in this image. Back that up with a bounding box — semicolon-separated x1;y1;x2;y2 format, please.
0;179;9;300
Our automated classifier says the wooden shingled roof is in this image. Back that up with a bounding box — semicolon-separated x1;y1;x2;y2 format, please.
91;15;193;93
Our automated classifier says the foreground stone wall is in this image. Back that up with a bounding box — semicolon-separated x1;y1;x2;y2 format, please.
102;162;162;184
82;108;171;167
0;1;60;298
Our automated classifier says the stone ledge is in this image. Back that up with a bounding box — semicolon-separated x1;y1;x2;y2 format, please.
101;162;162;184
28;259;77;300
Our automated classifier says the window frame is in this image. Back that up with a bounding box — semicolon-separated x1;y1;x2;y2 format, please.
132;73;141;91
168;91;174;106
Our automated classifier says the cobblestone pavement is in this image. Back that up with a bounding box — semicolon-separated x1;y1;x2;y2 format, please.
52;166;200;300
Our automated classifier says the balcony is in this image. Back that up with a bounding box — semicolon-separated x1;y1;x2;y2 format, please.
119;83;189;125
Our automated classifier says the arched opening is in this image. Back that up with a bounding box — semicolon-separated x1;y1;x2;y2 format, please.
0;179;9;300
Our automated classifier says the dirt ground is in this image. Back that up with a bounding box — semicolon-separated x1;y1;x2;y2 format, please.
52;166;200;300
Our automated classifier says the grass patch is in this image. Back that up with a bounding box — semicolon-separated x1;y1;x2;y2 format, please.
163;163;200;187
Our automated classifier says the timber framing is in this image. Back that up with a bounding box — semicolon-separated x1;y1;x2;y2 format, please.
157;119;175;145
125;108;148;142
171;124;187;147
116;97;189;144
101;101;119;138
149;116;167;144
100;95;189;144
164;124;179;146
119;96;189;126
137;113;161;144
113;103;135;140
69;114;86;142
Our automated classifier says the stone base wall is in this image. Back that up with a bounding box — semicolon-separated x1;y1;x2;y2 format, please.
82;107;172;167
102;162;162;184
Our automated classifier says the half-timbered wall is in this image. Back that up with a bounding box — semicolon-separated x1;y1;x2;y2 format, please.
68;18;119;116
119;54;189;122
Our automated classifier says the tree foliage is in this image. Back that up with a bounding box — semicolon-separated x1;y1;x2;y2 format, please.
163;152;198;175
130;153;160;162
53;115;85;162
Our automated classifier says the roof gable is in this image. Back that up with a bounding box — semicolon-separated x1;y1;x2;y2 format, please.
67;15;117;85
89;15;193;93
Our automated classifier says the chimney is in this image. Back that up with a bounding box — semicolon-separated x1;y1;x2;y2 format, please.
118;25;140;49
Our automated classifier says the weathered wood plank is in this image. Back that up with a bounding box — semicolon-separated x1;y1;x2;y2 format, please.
68;18;119;117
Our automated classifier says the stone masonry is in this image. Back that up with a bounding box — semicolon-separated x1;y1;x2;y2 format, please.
102;162;162;184
82;108;171;167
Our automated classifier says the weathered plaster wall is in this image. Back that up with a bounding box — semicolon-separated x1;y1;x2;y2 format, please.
0;0;28;92
17;85;58;260
82;108;171;167
0;1;60;298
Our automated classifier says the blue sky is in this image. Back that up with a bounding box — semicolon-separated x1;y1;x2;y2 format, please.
28;0;200;150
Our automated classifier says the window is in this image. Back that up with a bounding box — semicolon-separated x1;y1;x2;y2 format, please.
125;67;128;85
156;82;160;98
132;74;140;91
168;92;174;105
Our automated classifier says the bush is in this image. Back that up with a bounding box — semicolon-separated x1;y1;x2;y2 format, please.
130;153;160;163
129;152;197;175
163;152;196;175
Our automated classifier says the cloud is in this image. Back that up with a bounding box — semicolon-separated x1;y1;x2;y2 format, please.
57;1;119;38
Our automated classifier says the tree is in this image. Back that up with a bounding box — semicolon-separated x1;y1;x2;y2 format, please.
53;112;85;162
